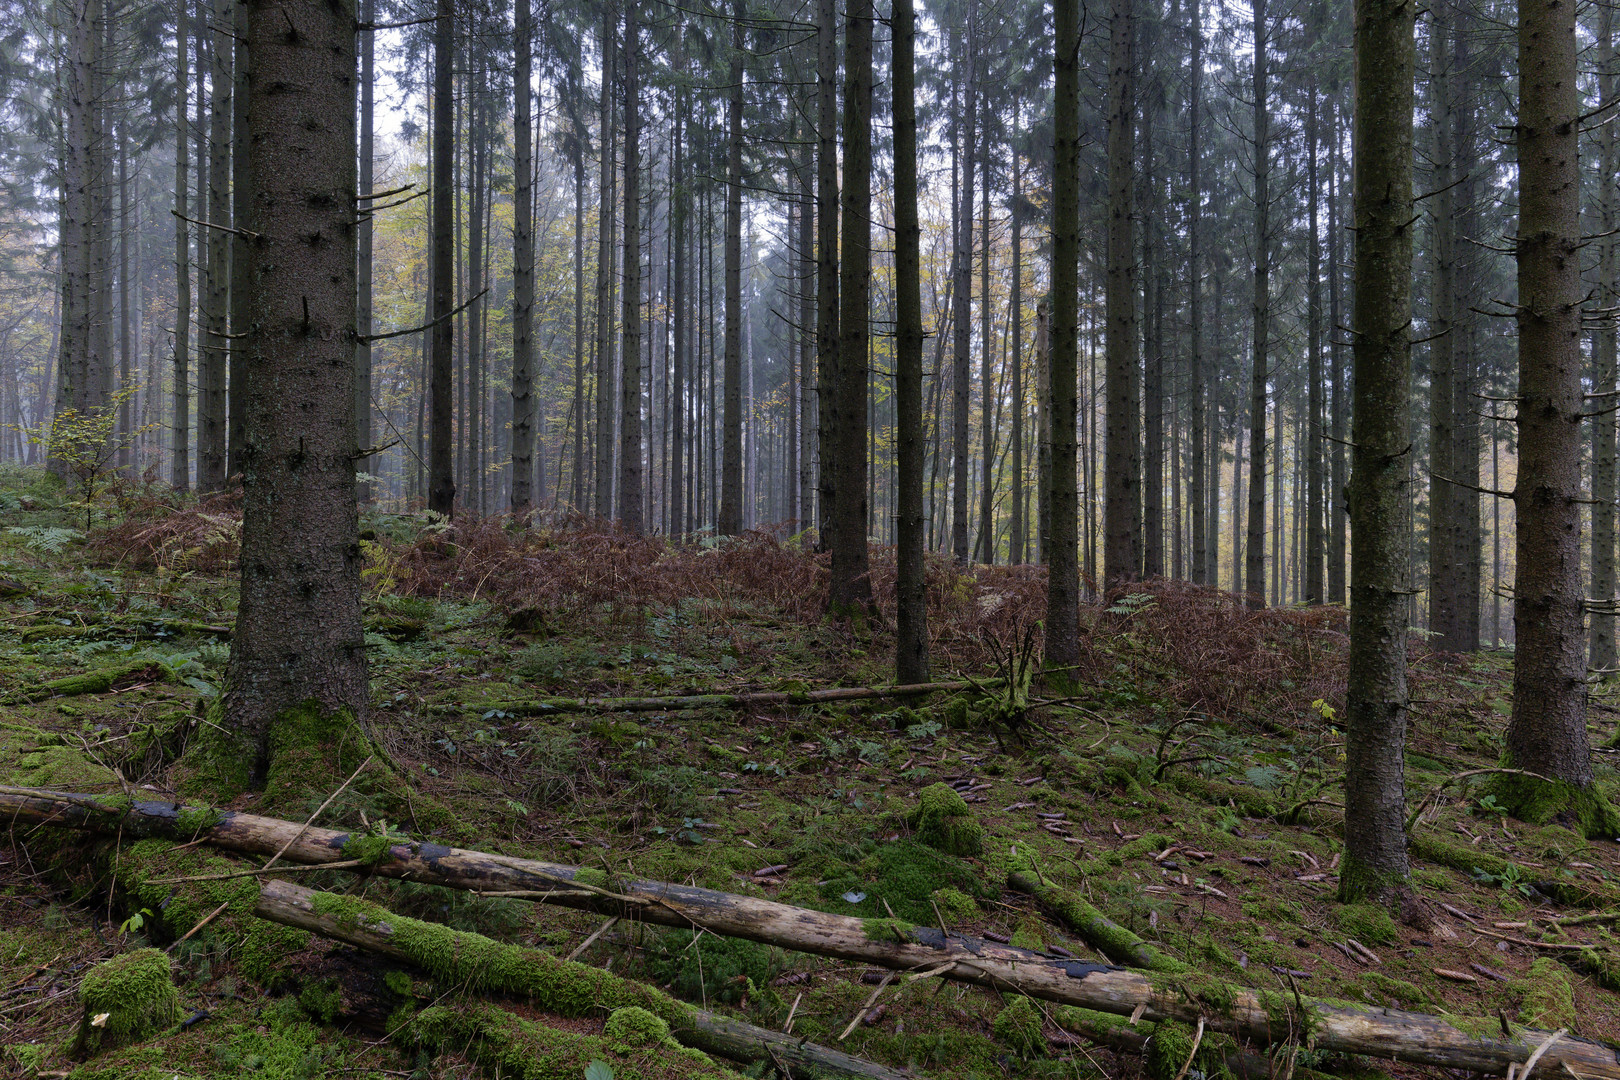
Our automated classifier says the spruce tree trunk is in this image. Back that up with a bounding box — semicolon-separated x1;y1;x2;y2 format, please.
1036;297;1050;565
1589;0;1618;676
1141;62;1163;581
1046;0;1081;666
950;24;975;566
1009;130;1025;566
171;0;190;490
977;128;995;565
1304;44;1324;606
814;0;838;550
828;0;874;613
355;0;374;501
426;0;455;518
798;163;816;531
228;0;249;479
572;76;587;512
1188;1;1205;585
223;0;366;781
1341;0;1414;904
894;0;927;683
618;4;643;533
719;4;744;537
670;81;688;536
594;8;616;518
199;0;231;493
1103;0;1140;587
510;0;535;516
1244;0;1268;608
1506;0;1607;819
1327;100;1348;605
1428;0;1462;649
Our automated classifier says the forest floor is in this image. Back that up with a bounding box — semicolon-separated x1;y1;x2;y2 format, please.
1;468;1619;1080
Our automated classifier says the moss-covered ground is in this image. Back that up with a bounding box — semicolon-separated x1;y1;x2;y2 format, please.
2;470;1619;1079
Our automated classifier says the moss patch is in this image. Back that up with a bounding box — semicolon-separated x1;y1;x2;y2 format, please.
1513;957;1576;1029
991;995;1044;1057
1334;903;1399;946
71;949;180;1057
1486;772;1620;840
906;783;983;857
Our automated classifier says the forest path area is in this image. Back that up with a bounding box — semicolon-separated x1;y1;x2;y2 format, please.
0;484;1617;1080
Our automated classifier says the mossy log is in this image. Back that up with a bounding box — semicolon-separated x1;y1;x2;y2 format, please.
1007;871;1188;973
433;678;1002;716
2;661;171;704
254;879;910;1080
6;785;1620;1077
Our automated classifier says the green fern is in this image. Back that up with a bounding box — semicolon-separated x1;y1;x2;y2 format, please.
5;526;82;553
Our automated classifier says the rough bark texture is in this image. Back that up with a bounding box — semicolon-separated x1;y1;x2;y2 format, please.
1341;0;1414;904
355;0;374;500
221;0;367;780
719;6;744;537
827;0;873;614
1103;0;1140;588
1010;132;1025;565
950;25;975;566
1305;50;1324;606
593;6;616;518
1187;2;1205;585
813;0;837;549
198;0;231;493
8;791;1618;1079
1508;0;1597;795
618;3;643;534
1591;0;1618;675
1429;0;1464;650
893;0;928;683
510;0;535;516
1244;0;1269;609
426;0;456;518
171;0;190;490
1046;0;1080;667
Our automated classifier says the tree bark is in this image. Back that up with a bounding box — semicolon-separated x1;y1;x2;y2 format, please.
1304;34;1324;606
950;23;975;566
1187;0;1205;586
221;0;367;779
719;4;744;537
427;0;456;518
1244;0;1269;608
1103;0;1141;588
1009;118;1025;566
813;0;838;550
1341;0;1414;904
171;0;190;490
594;6;617;519
1508;0;1603;807
1046;0;1081;663
827;0;874;613
510;0;535;516
618;2;643;534
1428;0;1463;649
1590;0;1618;676
893;0;928;683
355;0;374;501
199;0;230;493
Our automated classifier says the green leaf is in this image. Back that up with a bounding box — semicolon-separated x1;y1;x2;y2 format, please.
585;1061;615;1080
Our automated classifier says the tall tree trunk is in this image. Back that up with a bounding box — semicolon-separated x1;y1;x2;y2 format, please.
171;0;190;490
199;0;231;492
1590;0;1618;675
618;4;643;532
718;2;744;536
814;0;838;550
976;113;995;564
511;0;535;516
1504;0;1611;828
798;163;816;531
228;0;249;479
1244;0;1268;607
950;23;975;565
594;6;617;518
894;0;928;681
1428;0;1462;648
827;0;874;613
1141;44;1163;580
426;0;456;517
1304;33;1324;605
572;73;587;512
355;0;374;500
670;83;688;536
1340;0;1414;904
1327;99;1348;605
1009;122;1025;565
1046;0;1081;665
222;0;366;784
1187;0;1205;585
1103;0;1140;587
117;122;131;471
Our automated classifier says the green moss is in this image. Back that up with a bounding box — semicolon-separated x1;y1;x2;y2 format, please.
409;1002;736;1080
931;886;979;924
71;949;180;1057
861;917;916;943
603;1006;673;1050
306;890;698;1029
1009;920;1046;952
906;782;983;857
296;978;342;1023
382;969;414;997
646;930;783;1005
178;700;381;812
1160;771;1279;819
172;804;222;835
1145;1020;1200;1080
1513;957;1576;1029
992;995;1045;1057
1485;772;1620;840
1356;972;1435;1009
819;839;991;925
1081;833;1170;873
1334;904;1399;946
1409;832;1617;907
573;866;609;889
21;661;167;703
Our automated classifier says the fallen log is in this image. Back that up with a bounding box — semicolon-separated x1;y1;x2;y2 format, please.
1007;870;1188;973
430;678;1001;717
6;785;1618;1077
254;880;910;1080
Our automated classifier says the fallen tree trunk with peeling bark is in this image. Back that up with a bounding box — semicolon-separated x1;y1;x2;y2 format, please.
430;679;1000;716
5;785;1618;1078
254;880;908;1080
